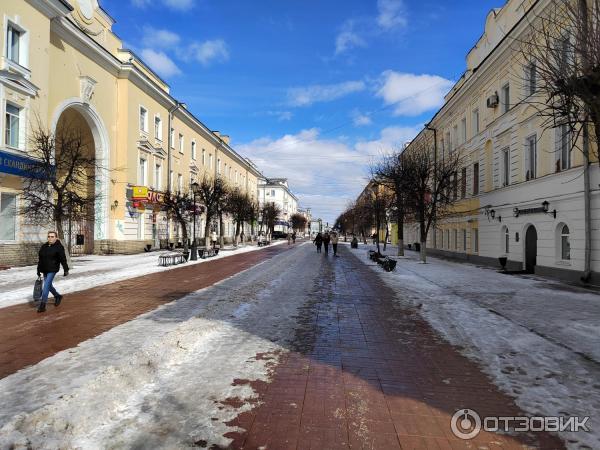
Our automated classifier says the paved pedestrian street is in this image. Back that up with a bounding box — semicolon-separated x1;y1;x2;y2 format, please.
0;242;595;448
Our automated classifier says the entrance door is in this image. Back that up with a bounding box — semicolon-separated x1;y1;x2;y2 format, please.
525;225;538;273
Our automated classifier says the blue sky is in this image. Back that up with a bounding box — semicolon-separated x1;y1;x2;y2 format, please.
102;0;502;224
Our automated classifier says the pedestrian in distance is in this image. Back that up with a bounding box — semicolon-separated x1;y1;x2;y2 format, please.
331;232;339;257
287;230;292;245
323;231;331;255
292;231;297;244
313;232;323;253
211;230;218;249
36;230;69;313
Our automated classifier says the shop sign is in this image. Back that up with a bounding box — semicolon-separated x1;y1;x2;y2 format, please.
132;186;148;199
0;150;53;179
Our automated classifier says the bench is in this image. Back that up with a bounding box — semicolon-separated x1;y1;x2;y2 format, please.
158;252;185;267
257;240;270;247
367;250;397;272
198;247;220;259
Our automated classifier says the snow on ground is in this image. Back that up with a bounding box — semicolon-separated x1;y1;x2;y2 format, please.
0;242;316;449
354;244;600;450
0;240;287;309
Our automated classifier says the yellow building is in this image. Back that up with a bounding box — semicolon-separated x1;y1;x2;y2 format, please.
0;0;261;265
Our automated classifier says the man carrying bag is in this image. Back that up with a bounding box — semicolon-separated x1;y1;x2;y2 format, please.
36;231;69;313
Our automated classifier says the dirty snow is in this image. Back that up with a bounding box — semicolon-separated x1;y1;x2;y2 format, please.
0;240;286;309
355;244;600;450
0;242;315;449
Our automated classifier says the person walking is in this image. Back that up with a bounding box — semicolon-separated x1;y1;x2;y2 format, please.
323;231;331;255
313;232;323;253
36;230;69;313
331;232;339;257
287;230;292;245
211;230;218;249
292;231;297;244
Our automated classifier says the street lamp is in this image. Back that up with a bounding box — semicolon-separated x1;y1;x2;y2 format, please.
190;181;200;260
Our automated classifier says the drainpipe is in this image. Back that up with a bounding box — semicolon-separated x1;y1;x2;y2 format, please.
582;122;592;283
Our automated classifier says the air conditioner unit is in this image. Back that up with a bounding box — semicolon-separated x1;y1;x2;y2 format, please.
487;93;499;108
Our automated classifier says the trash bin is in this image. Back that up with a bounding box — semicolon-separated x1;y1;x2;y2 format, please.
414;242;420;252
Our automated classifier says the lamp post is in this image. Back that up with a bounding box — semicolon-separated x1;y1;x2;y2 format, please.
190;181;200;260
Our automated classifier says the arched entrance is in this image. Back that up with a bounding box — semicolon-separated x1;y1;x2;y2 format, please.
524;225;538;273
51;99;110;254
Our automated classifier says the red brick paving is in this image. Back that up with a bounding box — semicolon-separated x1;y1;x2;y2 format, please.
0;244;291;380
221;245;565;450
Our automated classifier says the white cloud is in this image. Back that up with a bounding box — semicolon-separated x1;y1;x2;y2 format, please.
140;49;181;78
237;126;421;223
288;81;365;107
141;27;181;49
184;39;230;66
376;70;454;116
132;0;194;10
377;0;408;30
352;110;372;127
335;21;367;55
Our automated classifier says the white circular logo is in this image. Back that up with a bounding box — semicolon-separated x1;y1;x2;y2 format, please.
451;409;482;440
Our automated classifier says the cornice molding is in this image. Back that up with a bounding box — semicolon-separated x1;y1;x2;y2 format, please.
26;0;73;18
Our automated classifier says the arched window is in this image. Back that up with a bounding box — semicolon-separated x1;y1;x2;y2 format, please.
561;225;570;260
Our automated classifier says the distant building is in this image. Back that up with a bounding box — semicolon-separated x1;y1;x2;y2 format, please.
257;178;299;233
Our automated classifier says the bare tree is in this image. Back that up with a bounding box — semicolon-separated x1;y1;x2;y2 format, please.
402;136;463;263
195;175;228;247
262;202;281;237
291;213;307;233
162;188;195;254
353;196;374;244
225;187;254;246
20;122;107;258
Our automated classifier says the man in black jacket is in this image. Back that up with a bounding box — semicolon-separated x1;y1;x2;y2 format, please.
36;231;69;313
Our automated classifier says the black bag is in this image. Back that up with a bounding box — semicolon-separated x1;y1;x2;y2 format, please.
33;276;43;302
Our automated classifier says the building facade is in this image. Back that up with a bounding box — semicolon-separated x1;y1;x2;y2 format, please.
401;0;600;284
257;178;299;233
0;0;261;266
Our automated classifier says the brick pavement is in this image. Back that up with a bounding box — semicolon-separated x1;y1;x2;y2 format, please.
0;244;291;380
222;245;565;449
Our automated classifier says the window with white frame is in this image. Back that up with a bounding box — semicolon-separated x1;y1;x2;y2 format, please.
169;170;173;191
202;149;206;166
525;63;537;96
209;153;213;169
154;116;162;140
191;141;196;160
139;157;147;185
445;131;451;152
139;106;148;132
169;128;174;148
502;226;509;254
6;24;24;65
217;158;221;174
463;229;467;251
5;103;21;148
560;224;570;260
556;123;571;171
453;124;458;149
461;118;467;144
526;135;537;180
473;162;479;195
453;229;458;250
177;173;183;192
178;134;184;154
0;192;17;241
502;147;510;186
501;83;510;114
472;228;479;253
472;108;480;136
446;230;450;249
154;163;162;190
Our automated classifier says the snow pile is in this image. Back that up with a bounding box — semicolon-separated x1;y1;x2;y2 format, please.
0;242;316;448
355;246;600;450
0;240;287;309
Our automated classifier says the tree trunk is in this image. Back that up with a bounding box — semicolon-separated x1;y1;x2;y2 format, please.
235;220;241;246
397;216;404;257
419;207;427;263
55;217;73;269
383;222;389;251
219;213;225;247
204;214;212;247
180;217;189;252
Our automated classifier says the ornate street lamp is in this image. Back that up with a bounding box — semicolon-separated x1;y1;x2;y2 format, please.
190;181;200;260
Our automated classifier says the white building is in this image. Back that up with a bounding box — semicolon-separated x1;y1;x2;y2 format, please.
257;178;299;233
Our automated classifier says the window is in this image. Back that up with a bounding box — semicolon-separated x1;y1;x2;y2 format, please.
191;141;196;160
472;109;480;136
454;229;458;250
271;189;276;196
461;118;467;144
154;163;162;190
5;104;20;148
177;173;183;192
139;107;148;132
139;158;147;185
461;167;467;198
202;149;206;166
526;63;537;96
154;116;162;140
463;229;467;251
526;135;537;180
556;124;571;171
0;192;17;241
502;147;510;186
561;225;570;260
453;125;458;149
445;131;451;152
228;166;232;179
446;230;450;249
473;229;479;253
6;25;22;65
169;170;173;191
169;128;175;148
453;172;458;200
473;163;479;195
178;134;184;154
209;153;213;169
217;158;221;174
501;83;510;114
502;226;509;254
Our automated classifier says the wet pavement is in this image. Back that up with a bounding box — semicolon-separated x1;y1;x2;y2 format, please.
221;245;564;449
0;244;290;379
